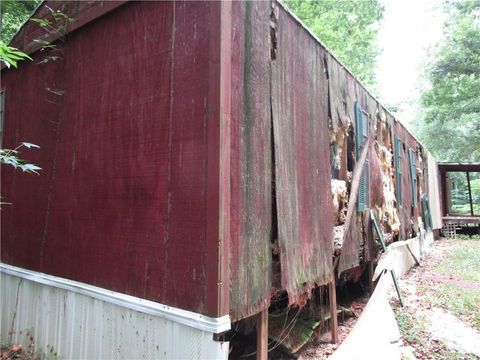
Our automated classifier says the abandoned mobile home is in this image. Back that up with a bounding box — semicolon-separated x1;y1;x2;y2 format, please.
2;0;466;358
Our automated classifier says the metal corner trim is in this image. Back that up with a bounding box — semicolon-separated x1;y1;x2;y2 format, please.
0;263;230;334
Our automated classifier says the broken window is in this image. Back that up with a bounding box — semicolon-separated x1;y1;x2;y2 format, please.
446;171;480;216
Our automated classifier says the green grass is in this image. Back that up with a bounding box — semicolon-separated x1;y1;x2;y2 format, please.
422;283;480;330
436;243;480;282
395;308;425;344
423;240;480;331
393;305;477;360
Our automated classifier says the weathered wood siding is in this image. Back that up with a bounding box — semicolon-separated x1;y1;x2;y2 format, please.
336;69;379;274
393;122;421;239
229;1;272;321
271;4;334;304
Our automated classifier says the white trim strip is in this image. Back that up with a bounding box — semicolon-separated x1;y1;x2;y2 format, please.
0;263;230;334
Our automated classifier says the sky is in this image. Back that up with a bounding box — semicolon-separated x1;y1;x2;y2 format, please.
376;0;446;126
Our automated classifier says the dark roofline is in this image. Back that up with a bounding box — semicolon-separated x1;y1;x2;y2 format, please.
7;1;128;59
438;163;480;172
6;0;44;46
7;0;436;159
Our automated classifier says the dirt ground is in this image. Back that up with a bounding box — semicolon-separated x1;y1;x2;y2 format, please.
389;238;480;360
299;237;480;360
296;296;369;360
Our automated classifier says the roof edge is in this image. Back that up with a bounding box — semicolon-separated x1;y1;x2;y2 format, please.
7;1;128;58
275;0;429;154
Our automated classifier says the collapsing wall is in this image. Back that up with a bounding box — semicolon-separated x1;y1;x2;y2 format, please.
324;30;430;277
230;0;438;324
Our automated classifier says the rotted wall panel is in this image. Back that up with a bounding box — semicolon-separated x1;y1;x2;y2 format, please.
229;1;272;321
271;4;333;304
393;123;419;239
337;82;375;274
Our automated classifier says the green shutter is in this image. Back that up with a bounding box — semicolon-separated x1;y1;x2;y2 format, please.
394;136;402;207
421;196;433;230
355;102;363;160
357;161;370;211
355;102;369;211
408;148;417;208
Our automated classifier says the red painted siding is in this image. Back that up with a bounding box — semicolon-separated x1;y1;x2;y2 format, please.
2;0;439;321
271;4;334;305
229;1;272;320
2;1;230;317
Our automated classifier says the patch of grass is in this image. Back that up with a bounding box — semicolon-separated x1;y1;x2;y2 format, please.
392;304;477;360
425;240;480;330
456;234;480;241
435;242;480;282
438;347;480;360
422;283;480;331
395;308;425;344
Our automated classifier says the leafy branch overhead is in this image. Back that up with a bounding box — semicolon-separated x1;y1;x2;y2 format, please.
0;43;32;68
0;143;42;174
284;0;384;90
0;0;41;44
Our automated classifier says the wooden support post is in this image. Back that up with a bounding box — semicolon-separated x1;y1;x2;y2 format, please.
328;279;338;344
256;309;268;360
466;171;474;216
368;260;374;294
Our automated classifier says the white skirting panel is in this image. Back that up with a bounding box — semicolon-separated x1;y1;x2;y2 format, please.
1;265;230;360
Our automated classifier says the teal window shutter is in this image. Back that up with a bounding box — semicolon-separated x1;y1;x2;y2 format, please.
408;148;417;208
421;196;432;230
355;102;363;159
357;160;370;211
355;102;369;211
394;136;402;207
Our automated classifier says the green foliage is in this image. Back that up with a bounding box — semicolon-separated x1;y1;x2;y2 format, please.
283;0;384;89
0;42;32;68
395;308;425;344
0;40;40;178
0;0;41;44
416;1;480;161
0;142;41;174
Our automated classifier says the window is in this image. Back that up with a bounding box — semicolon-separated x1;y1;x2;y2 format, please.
446;171;480;216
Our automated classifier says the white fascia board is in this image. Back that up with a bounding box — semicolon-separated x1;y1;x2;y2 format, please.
0;263;230;334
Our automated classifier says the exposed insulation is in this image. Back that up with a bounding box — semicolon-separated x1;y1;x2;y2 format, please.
331;179;348;225
333;225;344;256
376;143;400;240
